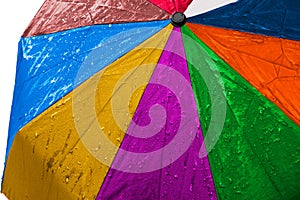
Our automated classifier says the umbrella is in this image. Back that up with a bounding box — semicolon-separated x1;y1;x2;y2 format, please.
3;0;300;199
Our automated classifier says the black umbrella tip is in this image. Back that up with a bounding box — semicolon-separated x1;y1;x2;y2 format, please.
171;12;186;27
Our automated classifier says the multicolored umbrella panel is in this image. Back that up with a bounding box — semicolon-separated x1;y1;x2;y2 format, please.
3;0;300;199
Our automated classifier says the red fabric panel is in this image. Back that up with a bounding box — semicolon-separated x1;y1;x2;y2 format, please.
147;0;193;14
23;0;171;37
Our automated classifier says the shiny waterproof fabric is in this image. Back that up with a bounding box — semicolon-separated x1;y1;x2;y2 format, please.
23;0;171;36
3;0;300;199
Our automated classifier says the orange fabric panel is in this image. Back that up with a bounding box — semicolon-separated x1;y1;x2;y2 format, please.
187;23;300;125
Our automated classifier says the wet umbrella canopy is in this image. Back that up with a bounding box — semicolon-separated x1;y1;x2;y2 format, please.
2;0;300;199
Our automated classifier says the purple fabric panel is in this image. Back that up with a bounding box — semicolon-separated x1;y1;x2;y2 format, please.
97;27;217;200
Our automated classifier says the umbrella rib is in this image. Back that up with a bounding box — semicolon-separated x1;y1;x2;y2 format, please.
242;89;285;198
244;129;285;198
95;48;164;196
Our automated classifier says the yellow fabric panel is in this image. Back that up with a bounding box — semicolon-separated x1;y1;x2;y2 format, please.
2;25;172;200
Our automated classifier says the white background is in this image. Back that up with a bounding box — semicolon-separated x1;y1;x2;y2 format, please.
0;0;46;172
0;0;235;199
0;1;45;199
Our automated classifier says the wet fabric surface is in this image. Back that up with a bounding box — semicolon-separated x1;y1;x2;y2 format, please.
187;23;300;126
6;21;168;160
3;0;300;199
187;0;300;41
2;26;171;200
23;0;171;36
97;27;216;200
182;25;300;200
147;0;192;14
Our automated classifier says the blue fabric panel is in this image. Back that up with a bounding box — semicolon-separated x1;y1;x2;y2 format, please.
187;0;300;41
6;20;169;160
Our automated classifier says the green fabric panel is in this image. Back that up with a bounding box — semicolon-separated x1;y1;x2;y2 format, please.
181;25;300;200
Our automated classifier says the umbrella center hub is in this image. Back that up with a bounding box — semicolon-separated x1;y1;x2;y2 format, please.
171;12;186;27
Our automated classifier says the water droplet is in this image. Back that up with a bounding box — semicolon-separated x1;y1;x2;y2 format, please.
163;190;167;196
259;107;265;114
259;136;264;140
219;182;226;188
235;190;242;194
65;176;70;183
224;136;231;143
107;131;111;136
273;138;281;142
